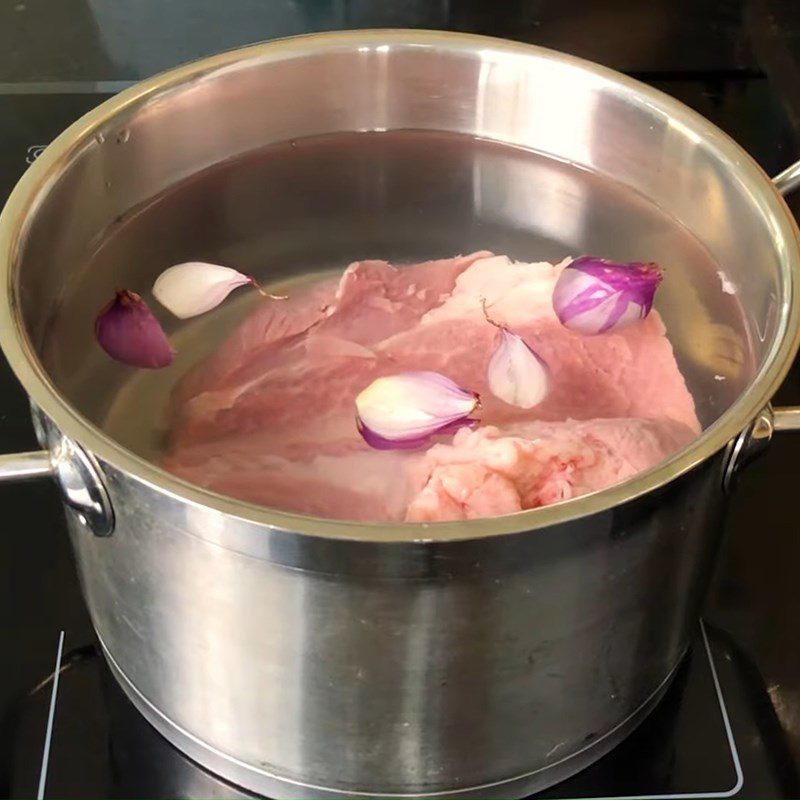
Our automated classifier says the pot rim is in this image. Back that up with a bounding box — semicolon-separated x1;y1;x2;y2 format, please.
1;29;798;543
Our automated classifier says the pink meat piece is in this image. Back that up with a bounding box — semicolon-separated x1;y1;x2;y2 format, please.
164;443;417;521
169;251;492;444
163;253;700;522
405;419;696;522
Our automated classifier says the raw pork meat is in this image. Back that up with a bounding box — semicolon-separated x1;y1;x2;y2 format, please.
163;253;699;522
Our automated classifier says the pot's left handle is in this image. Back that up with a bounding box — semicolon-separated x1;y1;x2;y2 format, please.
0;444;114;536
0;450;54;481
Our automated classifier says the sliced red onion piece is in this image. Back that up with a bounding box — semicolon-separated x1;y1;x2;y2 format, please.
552;257;662;335
357;416;476;450
95;290;174;368
487;328;550;409
355;371;479;450
153;261;285;319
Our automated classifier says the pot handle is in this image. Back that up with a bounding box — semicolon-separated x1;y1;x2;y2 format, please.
724;405;800;491
0;450;54;481
773;407;800;431
773;161;800;196
0;442;113;536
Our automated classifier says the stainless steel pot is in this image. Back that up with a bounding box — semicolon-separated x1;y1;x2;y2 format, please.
1;30;800;799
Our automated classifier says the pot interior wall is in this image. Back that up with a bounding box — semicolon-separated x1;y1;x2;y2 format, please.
10;38;788;467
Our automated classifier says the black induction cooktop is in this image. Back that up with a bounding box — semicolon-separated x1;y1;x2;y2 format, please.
3;8;800;797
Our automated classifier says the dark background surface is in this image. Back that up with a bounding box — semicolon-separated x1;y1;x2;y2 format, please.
0;0;799;80
1;0;800;794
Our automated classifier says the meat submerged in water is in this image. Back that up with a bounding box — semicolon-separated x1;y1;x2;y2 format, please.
163;253;699;522
405;418;694;522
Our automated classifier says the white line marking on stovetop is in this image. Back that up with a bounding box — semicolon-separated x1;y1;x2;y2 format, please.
0;80;134;94
587;618;744;800
36;630;65;800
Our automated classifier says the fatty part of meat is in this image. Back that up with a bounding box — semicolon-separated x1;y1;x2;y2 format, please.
163;253;700;522
405;418;695;522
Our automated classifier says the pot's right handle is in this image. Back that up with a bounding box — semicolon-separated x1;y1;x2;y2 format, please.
0;441;113;536
773;407;800;431
773;161;800;196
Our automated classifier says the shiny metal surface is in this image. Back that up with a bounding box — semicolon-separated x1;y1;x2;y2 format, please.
774;160;800;196
0;450;52;481
66;450;724;797
773;406;800;431
0;437;113;535
722;406;776;493
720;167;800;486
102;634;685;799
49;435;114;537
0;30;799;797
